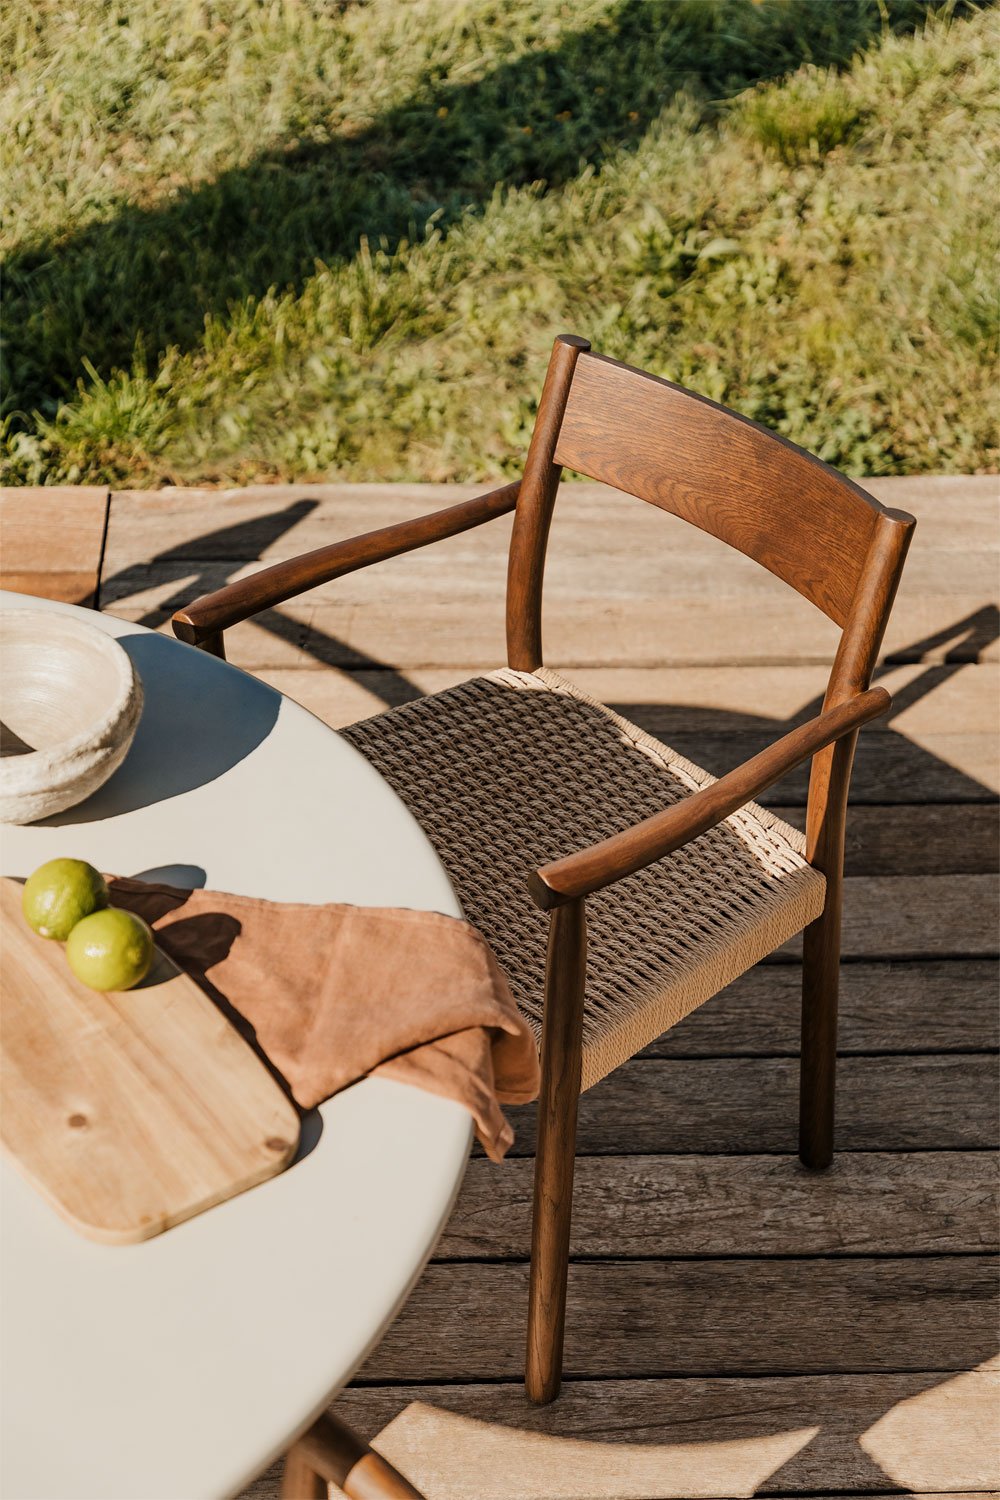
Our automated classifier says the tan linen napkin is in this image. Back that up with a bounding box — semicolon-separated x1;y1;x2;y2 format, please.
109;879;540;1161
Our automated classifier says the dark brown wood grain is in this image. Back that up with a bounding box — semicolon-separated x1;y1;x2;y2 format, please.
555;352;895;626
529;686;891;909
801;512;916;1167
505;334;589;671
526;898;588;1404
171;481;520;647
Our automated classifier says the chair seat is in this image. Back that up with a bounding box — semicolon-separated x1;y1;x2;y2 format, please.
342;668;826;1090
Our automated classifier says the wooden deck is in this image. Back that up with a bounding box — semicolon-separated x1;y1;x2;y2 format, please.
2;476;997;1500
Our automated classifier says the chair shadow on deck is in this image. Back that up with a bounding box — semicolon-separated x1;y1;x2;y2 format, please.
98;495;426;708
612;604;1000;812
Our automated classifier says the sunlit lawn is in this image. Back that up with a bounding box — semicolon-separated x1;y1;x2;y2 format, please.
2;0;996;486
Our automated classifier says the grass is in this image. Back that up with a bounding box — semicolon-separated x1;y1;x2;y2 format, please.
2;0;997;486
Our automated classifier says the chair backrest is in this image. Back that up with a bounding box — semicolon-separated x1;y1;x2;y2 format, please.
505;335;916;869
506;334;914;686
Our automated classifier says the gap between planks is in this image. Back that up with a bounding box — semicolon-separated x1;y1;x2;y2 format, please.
99;477;999;673
360;1256;998;1382
0;486;110;608
646;960;998;1056
493;1053;999;1157
439;1151;997;1260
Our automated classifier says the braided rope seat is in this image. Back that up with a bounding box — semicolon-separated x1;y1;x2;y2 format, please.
342;668;826;1090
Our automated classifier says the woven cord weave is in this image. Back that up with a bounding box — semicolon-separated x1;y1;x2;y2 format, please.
342;668;825;1090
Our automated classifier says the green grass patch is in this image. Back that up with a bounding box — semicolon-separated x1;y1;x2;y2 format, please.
736;67;869;163
2;0;996;485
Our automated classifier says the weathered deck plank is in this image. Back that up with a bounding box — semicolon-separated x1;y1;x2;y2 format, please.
498;1053;998;1157
97;477;994;1500
773;805;998;878
647;959;999;1055
258;679;1000;801
440;1152;997;1259
332;1365;1000;1499
0;485;109;606
253;662;999;734
783;875;998;958
100;475;1000;566
362;1257;997;1381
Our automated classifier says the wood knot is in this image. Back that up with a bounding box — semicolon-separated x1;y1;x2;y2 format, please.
265;1137;290;1153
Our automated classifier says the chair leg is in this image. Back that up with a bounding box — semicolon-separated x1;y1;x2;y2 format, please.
281;1442;327;1500
526;899;587;1405
799;890;841;1170
282;1413;425;1499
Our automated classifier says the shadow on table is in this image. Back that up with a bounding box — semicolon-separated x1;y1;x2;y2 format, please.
42;630;281;821
131;862;208;889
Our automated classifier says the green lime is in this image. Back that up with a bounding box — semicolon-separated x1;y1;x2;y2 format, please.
21;858;109;941
65;908;154;992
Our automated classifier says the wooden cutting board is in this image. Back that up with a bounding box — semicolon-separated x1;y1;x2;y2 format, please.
0;877;300;1243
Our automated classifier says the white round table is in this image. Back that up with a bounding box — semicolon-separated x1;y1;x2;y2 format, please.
0;592;472;1500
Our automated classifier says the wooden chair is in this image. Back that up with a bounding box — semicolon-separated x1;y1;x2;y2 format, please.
173;336;915;1406
281;1412;424;1498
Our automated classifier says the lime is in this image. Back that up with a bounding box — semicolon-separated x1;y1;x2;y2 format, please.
65;908;154;992
21;858;109;941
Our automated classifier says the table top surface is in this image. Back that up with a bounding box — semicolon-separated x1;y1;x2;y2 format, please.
0;592;472;1500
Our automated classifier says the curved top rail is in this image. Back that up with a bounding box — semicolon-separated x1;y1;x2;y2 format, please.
555;348;912;625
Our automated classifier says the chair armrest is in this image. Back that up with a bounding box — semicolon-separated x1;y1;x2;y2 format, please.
171;480;520;648
528;686;891;910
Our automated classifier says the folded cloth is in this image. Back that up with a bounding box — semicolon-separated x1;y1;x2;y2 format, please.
109;879;540;1161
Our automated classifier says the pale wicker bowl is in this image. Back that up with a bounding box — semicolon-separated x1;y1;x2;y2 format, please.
0;611;144;824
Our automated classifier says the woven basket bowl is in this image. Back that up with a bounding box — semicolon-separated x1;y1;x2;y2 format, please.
0;611;144;824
